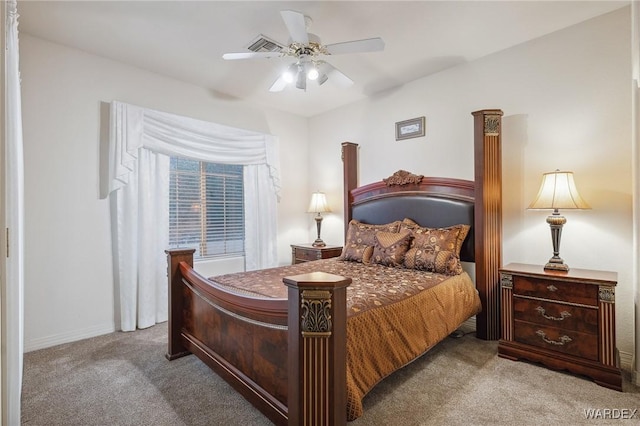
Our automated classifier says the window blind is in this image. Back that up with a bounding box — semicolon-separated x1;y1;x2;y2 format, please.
169;157;244;259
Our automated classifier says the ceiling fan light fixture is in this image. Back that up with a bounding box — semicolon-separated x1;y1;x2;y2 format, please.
282;71;294;83
307;65;319;81
316;61;329;85
317;72;328;86
226;10;382;92
295;65;306;90
282;62;298;83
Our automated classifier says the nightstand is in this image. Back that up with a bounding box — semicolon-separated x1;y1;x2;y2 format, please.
498;263;621;391
291;244;343;265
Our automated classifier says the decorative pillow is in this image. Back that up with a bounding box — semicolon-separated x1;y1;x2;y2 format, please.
404;248;463;275
340;244;374;264
339;219;402;262
401;218;470;257
371;230;412;267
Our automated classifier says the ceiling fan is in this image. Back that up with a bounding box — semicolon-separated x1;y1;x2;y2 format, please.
222;10;385;92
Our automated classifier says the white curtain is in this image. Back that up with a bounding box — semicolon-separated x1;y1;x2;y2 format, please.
114;150;169;331
4;0;24;423
108;101;280;331
244;165;279;271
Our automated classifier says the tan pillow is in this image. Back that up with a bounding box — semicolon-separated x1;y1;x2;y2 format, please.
371;230;412;267
404;248;463;275
340;244;374;264
339;219;402;262
401;218;470;257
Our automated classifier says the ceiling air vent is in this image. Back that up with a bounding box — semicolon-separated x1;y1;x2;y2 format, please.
247;35;284;53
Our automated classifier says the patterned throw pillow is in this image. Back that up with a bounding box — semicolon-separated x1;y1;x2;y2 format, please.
401;218;470;257
371;231;412;267
404;248;463;275
339;220;402;262
340;244;374;264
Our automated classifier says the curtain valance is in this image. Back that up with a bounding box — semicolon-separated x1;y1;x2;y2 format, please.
108;101;281;198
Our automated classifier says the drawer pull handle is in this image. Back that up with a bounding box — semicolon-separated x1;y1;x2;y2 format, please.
536;306;571;321
546;284;558;292
536;330;572;346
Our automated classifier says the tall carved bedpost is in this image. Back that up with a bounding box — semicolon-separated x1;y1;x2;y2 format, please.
165;248;196;360
284;272;352;426
342;142;359;238
472;109;504;341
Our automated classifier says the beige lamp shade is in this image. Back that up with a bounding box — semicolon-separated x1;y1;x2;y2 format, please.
307;192;331;213
528;170;590;210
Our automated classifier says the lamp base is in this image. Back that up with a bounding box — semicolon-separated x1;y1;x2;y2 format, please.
312;214;326;247
544;258;569;272
312;239;326;247
544;212;569;272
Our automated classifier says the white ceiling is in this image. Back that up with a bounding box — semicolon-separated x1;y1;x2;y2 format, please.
18;1;628;118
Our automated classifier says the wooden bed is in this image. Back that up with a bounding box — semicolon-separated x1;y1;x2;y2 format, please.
165;109;504;425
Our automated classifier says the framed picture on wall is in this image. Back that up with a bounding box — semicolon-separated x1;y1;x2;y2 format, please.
395;116;425;140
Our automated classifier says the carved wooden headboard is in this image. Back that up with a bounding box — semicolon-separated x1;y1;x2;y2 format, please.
341;109;503;340
348;172;475;262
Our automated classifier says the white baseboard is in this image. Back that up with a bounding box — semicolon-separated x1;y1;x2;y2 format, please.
618;350;634;373
24;322;116;352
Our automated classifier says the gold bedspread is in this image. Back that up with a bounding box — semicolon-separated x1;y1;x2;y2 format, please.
210;258;482;420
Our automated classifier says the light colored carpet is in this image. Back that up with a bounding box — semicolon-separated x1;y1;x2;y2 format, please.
22;324;639;425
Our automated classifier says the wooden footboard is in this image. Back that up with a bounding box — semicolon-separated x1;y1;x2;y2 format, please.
165;248;351;426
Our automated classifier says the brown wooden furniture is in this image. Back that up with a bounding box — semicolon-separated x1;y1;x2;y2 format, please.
165;109;504;426
291;243;343;264
498;263;622;391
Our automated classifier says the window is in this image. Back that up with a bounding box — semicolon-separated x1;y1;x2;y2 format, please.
169;157;244;260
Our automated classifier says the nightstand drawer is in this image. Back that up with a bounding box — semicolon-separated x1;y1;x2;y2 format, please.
295;249;320;262
514;321;598;361
513;297;597;334
513;276;598;306
291;244;343;265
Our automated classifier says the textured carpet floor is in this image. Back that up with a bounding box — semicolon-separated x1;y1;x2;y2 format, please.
22;324;639;425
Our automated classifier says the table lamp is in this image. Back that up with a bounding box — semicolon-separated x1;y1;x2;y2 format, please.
528;170;590;271
307;191;331;247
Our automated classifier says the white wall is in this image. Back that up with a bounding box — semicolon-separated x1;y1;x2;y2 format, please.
20;34;309;351
309;8;635;368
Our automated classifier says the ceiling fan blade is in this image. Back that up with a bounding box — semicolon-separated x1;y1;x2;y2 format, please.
269;75;288;92
222;52;282;60
325;37;385;55
280;10;309;45
318;62;353;88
